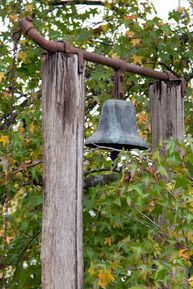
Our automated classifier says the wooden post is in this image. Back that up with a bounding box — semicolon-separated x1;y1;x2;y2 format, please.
149;80;186;289
149;80;184;150
41;53;84;289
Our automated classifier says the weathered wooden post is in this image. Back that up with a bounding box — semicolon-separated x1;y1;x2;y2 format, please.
149;80;186;289
149;79;184;150
41;52;84;289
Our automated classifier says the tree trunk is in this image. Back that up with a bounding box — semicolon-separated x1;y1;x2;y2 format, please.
41;52;84;289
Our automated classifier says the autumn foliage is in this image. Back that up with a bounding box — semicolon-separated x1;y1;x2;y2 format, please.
0;0;192;288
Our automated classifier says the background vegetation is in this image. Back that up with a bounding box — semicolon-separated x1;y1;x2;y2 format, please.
0;0;192;288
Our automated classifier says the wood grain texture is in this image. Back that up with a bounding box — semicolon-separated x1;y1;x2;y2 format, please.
149;80;186;289
149;80;184;150
41;53;84;289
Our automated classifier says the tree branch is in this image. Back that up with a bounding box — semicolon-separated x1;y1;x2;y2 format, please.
158;62;180;78
131;206;185;249
132;206;170;238
9;160;42;176
84;167;111;176
85;144;122;152
0;99;28;130
184;69;193;81
84;172;120;189
51;0;105;6
124;213;151;229
6;166;120;191
6;230;41;288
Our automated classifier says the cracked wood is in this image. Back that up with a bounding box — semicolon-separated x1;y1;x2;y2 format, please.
41;53;84;289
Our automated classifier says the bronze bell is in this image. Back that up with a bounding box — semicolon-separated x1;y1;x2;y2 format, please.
85;99;148;151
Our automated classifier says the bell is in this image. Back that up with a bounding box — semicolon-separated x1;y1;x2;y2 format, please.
85;99;148;151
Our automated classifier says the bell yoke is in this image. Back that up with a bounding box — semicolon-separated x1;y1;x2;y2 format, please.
18;17;178;153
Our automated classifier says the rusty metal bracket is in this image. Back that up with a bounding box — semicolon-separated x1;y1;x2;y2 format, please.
57;41;84;73
164;70;177;81
181;78;186;97
113;69;124;99
20;16;34;35
56;40;71;53
77;52;84;74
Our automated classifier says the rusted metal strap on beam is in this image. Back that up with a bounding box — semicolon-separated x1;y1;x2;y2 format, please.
113;70;124;99
77;52;84;74
19;17;175;81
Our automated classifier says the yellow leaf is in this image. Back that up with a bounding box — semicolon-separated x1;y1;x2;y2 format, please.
137;112;148;125
0;72;5;83
187;232;193;242
29;123;35;133
188;188;193;195
126;31;134;38
108;51;118;58
9;14;18;22
131;38;141;46
109;261;120;270
26;4;33;13
6;236;14;244
17;51;27;63
140;130;148;140
20;40;28;46
166;183;174;191
188;276;193;287
18;126;24;134
124;15;137;20
178;249;187;258
2;91;9;98
148;200;156;213
190;202;193;208
0;230;4;237
112;222;121;228
102;24;110;33
0;135;9;147
98;269;115;289
177;6;185;13
10;157;16;164
16;172;23;179
178;249;193;260
88;267;95;277
104;237;112;246
132;55;142;65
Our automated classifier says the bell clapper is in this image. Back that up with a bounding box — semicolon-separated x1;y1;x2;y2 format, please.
110;150;120;161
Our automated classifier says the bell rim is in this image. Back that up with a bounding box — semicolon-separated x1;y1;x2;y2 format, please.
85;141;148;151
